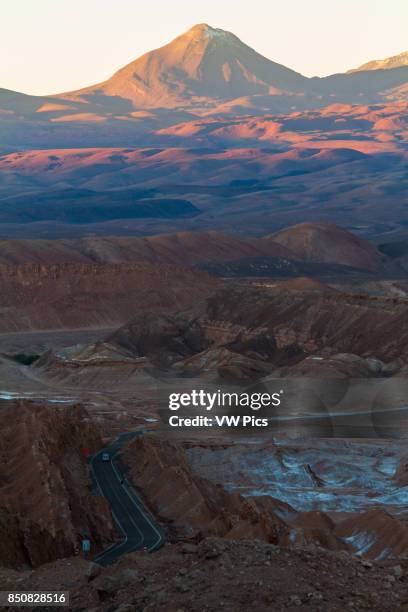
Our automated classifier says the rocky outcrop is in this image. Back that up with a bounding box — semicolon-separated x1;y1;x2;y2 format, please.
33;341;155;391
109;313;284;377
284;511;349;552
270;222;384;270
174;346;273;380
0;231;294;267
335;509;408;559
273;353;380;378
205;284;408;364
108;282;408;379
122;435;290;544
0;400;114;568
2;537;408;611
122;434;408;562
107;313;209;367
0;262;218;332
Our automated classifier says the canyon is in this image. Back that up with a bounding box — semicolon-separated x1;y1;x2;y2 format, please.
0;400;114;568
0;20;407;611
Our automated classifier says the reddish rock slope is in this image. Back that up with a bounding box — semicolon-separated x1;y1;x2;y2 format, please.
0;401;114;568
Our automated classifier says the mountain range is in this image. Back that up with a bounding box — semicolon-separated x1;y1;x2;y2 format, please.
349;50;408;73
62;24;309;109
2;22;408;602
1;24;407;122
0;24;406;240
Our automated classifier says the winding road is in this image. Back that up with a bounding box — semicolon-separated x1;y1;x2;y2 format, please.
90;431;164;565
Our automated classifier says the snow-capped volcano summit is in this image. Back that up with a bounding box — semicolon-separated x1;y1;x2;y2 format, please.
183;23;235;39
19;24;405;114
64;23;307;108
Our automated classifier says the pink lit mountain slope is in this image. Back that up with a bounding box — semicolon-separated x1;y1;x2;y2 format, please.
349;50;408;73
61;24;307;108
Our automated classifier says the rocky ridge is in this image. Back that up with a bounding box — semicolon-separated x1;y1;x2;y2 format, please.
0;400;114;568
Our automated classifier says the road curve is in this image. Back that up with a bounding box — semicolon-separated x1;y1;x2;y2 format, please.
90;431;164;565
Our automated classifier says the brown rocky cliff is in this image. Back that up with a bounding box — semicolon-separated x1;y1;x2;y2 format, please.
0;262;218;332
0;400;114;568
205;285;408;363
121;434;289;544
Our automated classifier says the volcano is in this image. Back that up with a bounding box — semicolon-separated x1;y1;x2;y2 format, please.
3;24;408;119
62;23;309;108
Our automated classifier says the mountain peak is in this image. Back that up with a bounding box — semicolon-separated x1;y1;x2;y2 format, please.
58;25;408;111
68;23;305;108
184;23;235;39
348;50;408;73
187;23;214;33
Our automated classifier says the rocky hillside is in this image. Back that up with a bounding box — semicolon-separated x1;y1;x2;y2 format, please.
67;24;307;108
349;50;408;73
122;435;290;543
0;231;294;266
0;400;114;568
0;262;218;332
1;537;407;611
270;222;384;270
5;24;406;117
122;434;408;561
204;284;408;365
107;282;408;378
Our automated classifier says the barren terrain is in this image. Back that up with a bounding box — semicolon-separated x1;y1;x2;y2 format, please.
1;20;408;610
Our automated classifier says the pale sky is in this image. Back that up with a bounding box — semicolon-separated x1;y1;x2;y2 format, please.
1;0;407;96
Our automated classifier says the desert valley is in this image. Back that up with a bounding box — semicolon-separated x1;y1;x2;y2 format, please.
0;19;408;611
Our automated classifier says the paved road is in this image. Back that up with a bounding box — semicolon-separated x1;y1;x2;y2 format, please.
90;431;164;565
